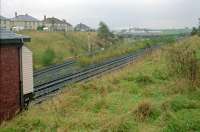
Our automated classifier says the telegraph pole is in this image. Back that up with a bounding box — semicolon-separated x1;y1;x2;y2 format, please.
87;32;91;53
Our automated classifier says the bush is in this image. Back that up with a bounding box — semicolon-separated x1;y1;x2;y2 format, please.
42;48;55;66
166;44;200;84
133;101;153;121
191;27;198;36
37;25;45;31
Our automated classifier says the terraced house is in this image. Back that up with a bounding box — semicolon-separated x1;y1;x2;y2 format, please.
42;16;73;32
10;12;42;31
75;23;91;32
0;16;10;29
0;13;73;32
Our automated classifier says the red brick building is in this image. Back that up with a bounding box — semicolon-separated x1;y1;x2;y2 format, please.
0;28;32;123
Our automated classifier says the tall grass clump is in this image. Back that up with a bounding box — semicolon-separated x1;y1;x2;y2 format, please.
41;48;55;66
166;42;200;86
133;101;153;121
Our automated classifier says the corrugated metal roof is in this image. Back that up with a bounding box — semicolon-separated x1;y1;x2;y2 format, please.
0;28;31;44
10;14;39;21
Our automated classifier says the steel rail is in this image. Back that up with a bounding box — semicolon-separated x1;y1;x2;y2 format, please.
34;59;75;77
33;49;148;101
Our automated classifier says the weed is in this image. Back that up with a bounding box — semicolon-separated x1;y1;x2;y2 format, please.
165;95;200;112
135;73;154;85
41;48;55;66
166;42;200;85
163;109;200;132
153;69;168;81
133;100;153;121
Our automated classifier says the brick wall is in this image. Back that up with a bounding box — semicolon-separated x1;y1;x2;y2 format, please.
0;45;21;123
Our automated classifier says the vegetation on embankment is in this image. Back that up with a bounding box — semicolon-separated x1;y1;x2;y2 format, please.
1;36;200;131
19;22;179;70
77;35;178;67
19;31;97;69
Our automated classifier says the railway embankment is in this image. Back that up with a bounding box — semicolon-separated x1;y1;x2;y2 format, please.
1;36;200;131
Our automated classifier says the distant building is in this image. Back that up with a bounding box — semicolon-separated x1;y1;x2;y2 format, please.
42;16;73;32
10;12;42;31
0;16;10;29
1;13;73;32
75;23;91;32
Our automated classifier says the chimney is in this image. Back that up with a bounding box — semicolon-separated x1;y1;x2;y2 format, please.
44;15;46;21
25;13;28;16
15;12;17;17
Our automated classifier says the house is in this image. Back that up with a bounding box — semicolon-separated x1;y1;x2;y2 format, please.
1;13;73;32
0;28;33;123
42;16;73;32
10;12;42;31
75;23;91;32
0;16;10;29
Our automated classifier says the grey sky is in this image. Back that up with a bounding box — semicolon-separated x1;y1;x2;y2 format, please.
1;0;199;29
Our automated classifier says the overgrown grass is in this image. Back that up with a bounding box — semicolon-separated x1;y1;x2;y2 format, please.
19;31;97;69
1;36;200;131
77;35;177;67
20;31;178;69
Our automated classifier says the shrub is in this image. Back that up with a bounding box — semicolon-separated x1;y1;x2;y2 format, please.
42;48;55;66
166;43;200;84
133;101;153;121
37;25;45;31
191;27;198;36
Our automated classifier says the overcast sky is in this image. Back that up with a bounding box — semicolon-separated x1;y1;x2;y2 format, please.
1;0;199;29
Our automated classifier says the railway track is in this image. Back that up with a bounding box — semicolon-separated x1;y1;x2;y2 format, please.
33;47;155;103
34;58;75;77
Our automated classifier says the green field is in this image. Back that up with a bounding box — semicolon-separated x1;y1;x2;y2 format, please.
1;36;200;131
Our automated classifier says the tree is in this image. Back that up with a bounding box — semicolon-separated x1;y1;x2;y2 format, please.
97;22;113;40
37;25;45;31
191;27;198;36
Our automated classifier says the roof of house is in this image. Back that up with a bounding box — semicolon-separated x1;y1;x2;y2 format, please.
10;14;39;21
0;16;7;20
75;23;90;30
0;28;31;44
43;17;72;26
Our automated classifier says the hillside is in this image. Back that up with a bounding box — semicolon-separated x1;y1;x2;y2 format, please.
19;31;178;70
1;36;200;131
19;31;97;69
